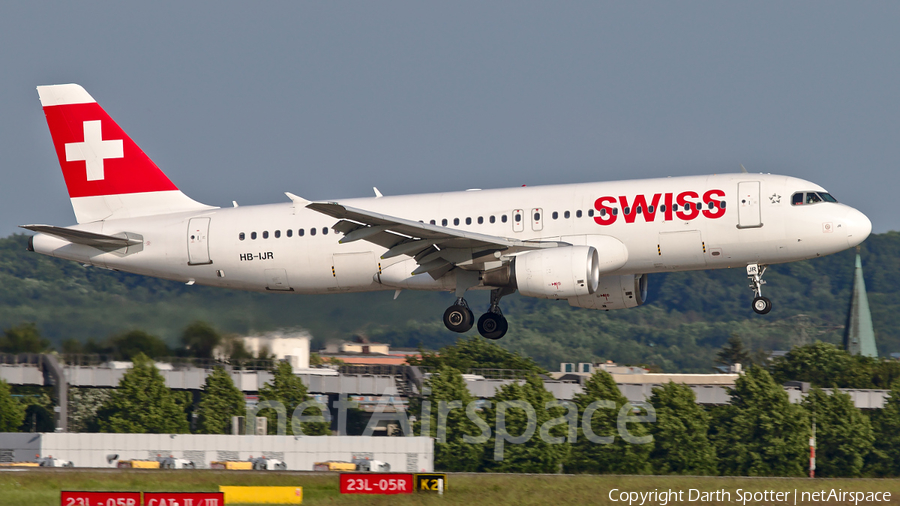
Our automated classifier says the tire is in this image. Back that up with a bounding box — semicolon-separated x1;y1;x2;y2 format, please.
752;296;772;315
443;305;474;333
477;313;509;340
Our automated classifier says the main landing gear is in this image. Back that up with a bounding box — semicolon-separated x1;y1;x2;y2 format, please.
747;263;772;315
442;285;512;340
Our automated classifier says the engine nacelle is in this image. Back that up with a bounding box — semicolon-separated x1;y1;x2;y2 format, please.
568;274;648;310
514;246;600;299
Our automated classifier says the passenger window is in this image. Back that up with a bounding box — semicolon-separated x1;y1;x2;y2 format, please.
564;211;570;219
707;202;714;209
515;213;522;222
576;210;582;218
274;230;281;238
430;219;436;225
490;216;496;223
287;229;293;237
299;229;305;236
659;205;666;213
720;201;726;209
310;228;316;236
648;206;654;213
251;232;257;240
588;209;594;217
454;218;460;226
442;219;448;226
466;217;472;225
552;211;558;220
262;231;269;239
636;206;642;214
501;215;508;223
478;216;484;224
613;208;619;215
673;204;679;211
600;209;607;216
323;227;328;235
534;212;540;221
624;207;631;215
239;232;245;241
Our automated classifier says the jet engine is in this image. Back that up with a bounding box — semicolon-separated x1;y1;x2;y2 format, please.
510;245;601;299
568;274;648;310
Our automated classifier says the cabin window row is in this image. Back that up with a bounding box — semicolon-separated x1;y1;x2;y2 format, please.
238;227;330;241
608;201;727;216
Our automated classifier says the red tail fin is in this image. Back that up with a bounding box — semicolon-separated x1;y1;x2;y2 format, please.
37;84;211;223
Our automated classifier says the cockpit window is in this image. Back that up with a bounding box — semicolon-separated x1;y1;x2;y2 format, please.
791;191;838;206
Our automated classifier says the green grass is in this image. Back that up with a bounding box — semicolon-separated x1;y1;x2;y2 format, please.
1;470;899;505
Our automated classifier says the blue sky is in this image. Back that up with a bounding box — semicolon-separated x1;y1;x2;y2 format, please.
2;2;897;235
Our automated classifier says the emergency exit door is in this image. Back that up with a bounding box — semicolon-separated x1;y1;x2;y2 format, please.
187;217;212;265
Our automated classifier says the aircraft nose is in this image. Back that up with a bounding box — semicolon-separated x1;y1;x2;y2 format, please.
843;208;872;248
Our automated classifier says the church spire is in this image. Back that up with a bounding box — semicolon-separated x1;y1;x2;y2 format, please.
844;252;877;357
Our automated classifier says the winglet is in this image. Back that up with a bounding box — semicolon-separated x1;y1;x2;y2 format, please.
373;187;383;198
740;164;748;174
284;192;310;206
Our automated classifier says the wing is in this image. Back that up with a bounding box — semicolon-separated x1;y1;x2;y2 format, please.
305;201;563;278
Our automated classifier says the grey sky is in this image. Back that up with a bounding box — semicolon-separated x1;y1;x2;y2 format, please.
2;2;897;236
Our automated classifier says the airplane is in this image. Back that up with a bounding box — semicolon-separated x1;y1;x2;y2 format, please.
24;84;872;340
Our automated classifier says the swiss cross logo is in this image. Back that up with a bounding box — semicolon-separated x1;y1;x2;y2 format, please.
65;120;124;181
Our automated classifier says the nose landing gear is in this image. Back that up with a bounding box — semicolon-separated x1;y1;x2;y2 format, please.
747;263;772;314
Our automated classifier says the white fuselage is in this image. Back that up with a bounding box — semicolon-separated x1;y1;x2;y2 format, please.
31;173;871;297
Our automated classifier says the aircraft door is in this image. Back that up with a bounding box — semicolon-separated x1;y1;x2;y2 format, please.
531;208;543;231
512;209;525;232
187;217;212;265
737;181;762;228
658;230;707;269
333;252;378;290
264;268;292;291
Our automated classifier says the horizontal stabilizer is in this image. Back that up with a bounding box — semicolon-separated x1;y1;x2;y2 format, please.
20;224;142;249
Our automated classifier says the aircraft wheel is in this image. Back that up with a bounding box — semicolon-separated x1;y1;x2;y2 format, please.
752;296;772;315
478;313;509;340
443;304;474;333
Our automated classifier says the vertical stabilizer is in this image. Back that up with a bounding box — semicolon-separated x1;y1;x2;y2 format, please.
37;84;213;223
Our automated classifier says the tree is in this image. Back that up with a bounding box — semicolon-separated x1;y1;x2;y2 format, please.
711;367;809;476
481;375;569;473
108;330;171;360
868;379;900;476
408;337;544;374
196;366;246;434
768;342;874;388
0;379;25;431
0;323;50;354
95;354;189;433
802;387;873;477
715;335;751;370
180;321;221;359
648;382;717;475
415;365;485;471
564;370;652;474
258;361;329;436
68;388;111;433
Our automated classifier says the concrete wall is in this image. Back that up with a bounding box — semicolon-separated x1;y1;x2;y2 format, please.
0;433;433;472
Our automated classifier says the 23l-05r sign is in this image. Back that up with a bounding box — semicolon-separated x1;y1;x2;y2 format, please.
339;473;413;495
